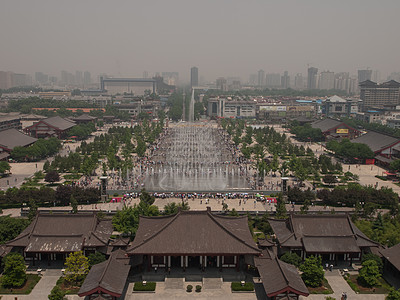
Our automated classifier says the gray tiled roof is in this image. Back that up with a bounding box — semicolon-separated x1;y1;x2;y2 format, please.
380;243;400;272
311;118;343;132
269;214;379;252
42;116;76;130
0;128;37;150
78;252;130;297
127;209;260;255
255;250;309;297
351;131;400;153
7;213;112;252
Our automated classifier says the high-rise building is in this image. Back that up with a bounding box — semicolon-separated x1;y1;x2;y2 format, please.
294;73;304;90
257;70;265;87
360;80;400;109
358;69;372;83
83;71;91;86
318;71;335;90
191;67;198;88
307;67;318;89
266;73;281;88
281;71;290;89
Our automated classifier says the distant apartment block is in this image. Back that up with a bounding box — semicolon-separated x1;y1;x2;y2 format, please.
318;71;335;90
265;73;281;88
307;67;318;89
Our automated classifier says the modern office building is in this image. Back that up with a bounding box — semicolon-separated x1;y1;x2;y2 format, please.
360;80;400;110
190;67;198;88
307;67;318;89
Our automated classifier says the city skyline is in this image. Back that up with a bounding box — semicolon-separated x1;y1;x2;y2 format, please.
1;0;400;82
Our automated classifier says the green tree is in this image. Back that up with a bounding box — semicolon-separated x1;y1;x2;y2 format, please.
28;198;38;221
0;216;30;244
361;253;383;274
87;252;106;268
280;252;302;267
48;285;66;300
140;189;155;206
387;288;400;300
45;170;60;183
1;252;27;287
0;161;11;174
300;255;324;287
64;251;89;284
163;202;190;215
275;194;287;219
358;260;381;287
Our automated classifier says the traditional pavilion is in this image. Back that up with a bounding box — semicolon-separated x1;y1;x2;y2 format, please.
78;249;130;300
126;207;261;270
269;214;379;264
255;250;309;300
5;212;112;262
24;116;76;138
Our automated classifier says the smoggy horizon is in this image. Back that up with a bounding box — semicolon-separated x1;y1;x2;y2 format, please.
1;0;400;83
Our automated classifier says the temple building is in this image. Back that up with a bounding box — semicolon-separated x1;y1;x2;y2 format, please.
126;208;261;270
5;212;113;263
269;214;379;264
24;116;76;139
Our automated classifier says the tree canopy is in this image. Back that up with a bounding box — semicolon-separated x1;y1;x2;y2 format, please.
1;252;27;287
326;139;374;161
64;251;89;284
300;255;324;287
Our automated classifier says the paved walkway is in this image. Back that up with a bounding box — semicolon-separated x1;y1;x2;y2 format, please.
0;268;62;300
300;270;387;300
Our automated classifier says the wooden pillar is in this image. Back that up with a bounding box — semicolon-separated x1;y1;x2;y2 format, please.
217;256;220;268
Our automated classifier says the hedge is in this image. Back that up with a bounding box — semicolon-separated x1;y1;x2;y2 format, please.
133;282;156;291
231;282;254;291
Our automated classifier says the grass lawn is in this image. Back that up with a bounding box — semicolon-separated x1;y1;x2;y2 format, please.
0;274;41;294
55;276;82;294
308;278;334;294
345;274;392;294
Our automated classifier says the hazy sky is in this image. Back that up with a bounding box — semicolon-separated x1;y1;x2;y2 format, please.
2;0;400;82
